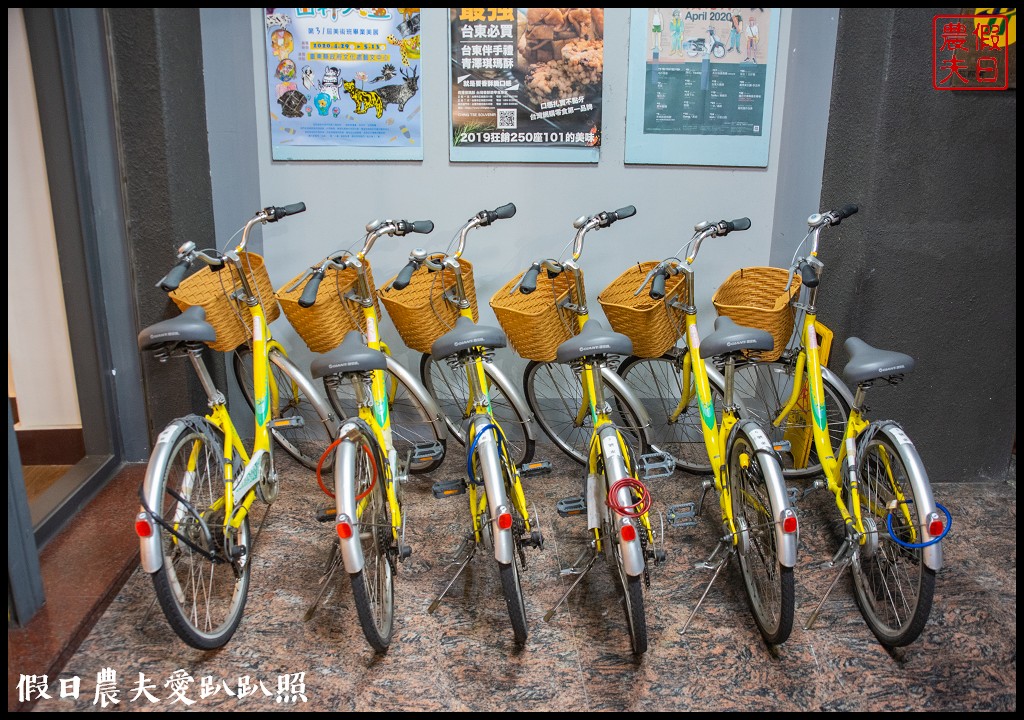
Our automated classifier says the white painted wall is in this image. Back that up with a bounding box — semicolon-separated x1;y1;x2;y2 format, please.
7;8;81;429
240;8;797;384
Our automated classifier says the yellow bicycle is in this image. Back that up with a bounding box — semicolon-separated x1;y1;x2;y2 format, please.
135;203;338;648
391;203;544;645
727;204;950;647
617;217;799;646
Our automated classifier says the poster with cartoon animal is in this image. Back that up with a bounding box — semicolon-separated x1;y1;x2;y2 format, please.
263;8;423;160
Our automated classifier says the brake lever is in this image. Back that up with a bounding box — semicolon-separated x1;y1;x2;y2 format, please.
633;262;663;297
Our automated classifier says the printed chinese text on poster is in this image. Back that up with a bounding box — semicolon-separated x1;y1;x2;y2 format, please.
625;8;781;166
450;8;604;163
264;8;423;161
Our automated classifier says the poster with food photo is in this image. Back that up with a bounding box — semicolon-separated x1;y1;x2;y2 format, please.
449;7;604;162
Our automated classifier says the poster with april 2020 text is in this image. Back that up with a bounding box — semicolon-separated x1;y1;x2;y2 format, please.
450;8;604;163
625;8;781;166
265;8;423;161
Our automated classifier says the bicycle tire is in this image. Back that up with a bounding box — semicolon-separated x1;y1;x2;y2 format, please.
617;353;726;475
610;533;648;655
523;360;648;466
233;346;334;471
346;426;395;653
849;426;936;647
149;418;250;649
499;558;529;646
324;365;445;474
728;425;795;646
420;353;535;466
729;360;851;480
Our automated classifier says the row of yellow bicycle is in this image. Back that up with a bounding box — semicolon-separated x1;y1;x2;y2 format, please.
134;201;950;655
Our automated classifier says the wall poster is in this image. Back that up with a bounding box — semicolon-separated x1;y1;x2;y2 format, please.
263;8;423;161
449;8;604;163
624;8;781;166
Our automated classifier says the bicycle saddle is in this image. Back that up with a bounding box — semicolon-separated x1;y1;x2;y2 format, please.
699;315;773;359
555;320;633;364
842;337;915;385
310;330;387;378
431;316;507;361
138;305;216;351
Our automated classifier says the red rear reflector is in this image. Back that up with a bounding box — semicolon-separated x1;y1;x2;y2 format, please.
620;524;637;542
782;515;798;534
134;517;153;538
336;521;353;539
928;518;944;537
497;512;513;531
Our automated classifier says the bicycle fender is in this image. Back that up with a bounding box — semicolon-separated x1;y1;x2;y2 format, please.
269;348;340;436
472;418;514;564
385;354;449;441
601;367;652;432
820;366;856;410
139;418;194;574
732;420;799;568
873;422;943;572
599;426;646;578
334;424;366;574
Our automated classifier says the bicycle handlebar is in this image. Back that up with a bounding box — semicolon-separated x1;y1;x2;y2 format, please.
519;263;542;295
266;202;306;222
298;268;326;307
158;258;193;292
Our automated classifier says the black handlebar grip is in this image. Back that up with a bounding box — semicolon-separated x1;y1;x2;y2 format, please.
408;220;433;234
298;269;325;308
267;202;306;222
650;270;669;300
492;203;516;220
611;205;637;221
157;258;191;292
799;261;820;289
724;217;752;232
832;204;858;225
393;261;418;291
519;264;541;294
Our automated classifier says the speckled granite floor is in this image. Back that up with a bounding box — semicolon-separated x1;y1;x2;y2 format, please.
31;443;1015;712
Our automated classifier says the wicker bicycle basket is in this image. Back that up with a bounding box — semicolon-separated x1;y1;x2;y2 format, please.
377;258;478;355
711;266;801;362
275;261;381;354
598;262;688;359
489;269;581;362
168;252;280;352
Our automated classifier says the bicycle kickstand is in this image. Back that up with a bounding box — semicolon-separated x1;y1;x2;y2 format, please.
680;539;732;636
428;536;476;614
544;546;599;623
303;539;342;622
803;537;856;630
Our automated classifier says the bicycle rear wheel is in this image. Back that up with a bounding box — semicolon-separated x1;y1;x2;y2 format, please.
345;429;395;653
729;425;795;646
617;352;725;475
149;418;250;649
850;426;936;647
730;360;851;479
233;346;334;471
608;529;648;655
324;365;445;474
524;360;648;466
420;353;535;466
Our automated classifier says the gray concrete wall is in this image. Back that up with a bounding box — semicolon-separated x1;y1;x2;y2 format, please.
818;8;1016;482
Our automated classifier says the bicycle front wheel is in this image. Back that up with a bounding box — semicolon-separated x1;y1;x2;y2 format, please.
617;353;725;475
420;353;535;466
324;365;445;474
346;429;395;653
233;346;335;471
729;425;795;646
850;426;936;647
524;360;647;466
730;360;851;479
149;418;250;649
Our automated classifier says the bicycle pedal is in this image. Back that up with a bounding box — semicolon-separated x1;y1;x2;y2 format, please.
398;543;413;561
773;440;792;453
667;502;698;528
411;440;445;461
269;416;305;429
316;506;337;523
432;478;467;498
521;530;544;549
639;451;676;480
519;460;552;478
556;496;587;517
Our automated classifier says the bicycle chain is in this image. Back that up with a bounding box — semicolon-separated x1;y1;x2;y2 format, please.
513;513;528;570
637;516;651;589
